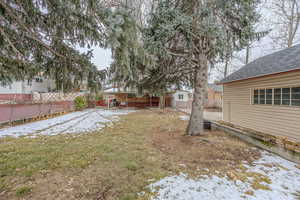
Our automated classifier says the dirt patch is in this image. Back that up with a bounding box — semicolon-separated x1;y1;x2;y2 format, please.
150;110;261;174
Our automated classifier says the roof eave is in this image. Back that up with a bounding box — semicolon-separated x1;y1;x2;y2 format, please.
218;68;300;85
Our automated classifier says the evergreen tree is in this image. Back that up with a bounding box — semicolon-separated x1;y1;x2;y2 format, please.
0;0;108;91
144;0;265;135
105;6;154;92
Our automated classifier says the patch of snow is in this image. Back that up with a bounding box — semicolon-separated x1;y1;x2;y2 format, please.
0;109;134;138
179;115;189;121
146;151;300;200
178;109;222;121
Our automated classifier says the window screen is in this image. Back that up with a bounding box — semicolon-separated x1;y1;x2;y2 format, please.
292;87;300;106
253;90;259;104
282;88;291;105
274;88;281;105
266;89;273;105
259;89;265;104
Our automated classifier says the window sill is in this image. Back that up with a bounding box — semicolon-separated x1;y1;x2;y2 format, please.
252;104;300;108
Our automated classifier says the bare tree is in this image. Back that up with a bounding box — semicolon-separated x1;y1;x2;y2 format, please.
269;0;300;48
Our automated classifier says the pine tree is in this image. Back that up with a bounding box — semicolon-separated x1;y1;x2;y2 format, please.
105;5;154;92
143;0;265;135
0;0;108;91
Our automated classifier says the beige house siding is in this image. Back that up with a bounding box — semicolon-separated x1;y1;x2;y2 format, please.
223;70;300;142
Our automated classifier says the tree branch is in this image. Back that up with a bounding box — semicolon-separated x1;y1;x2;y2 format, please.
0;0;66;58
0;26;24;59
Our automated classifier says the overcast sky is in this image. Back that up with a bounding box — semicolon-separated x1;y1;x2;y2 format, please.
210;0;300;82
79;47;113;69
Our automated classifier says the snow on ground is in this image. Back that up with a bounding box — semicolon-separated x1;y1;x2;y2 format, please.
179;109;222;121
0;109;134;138
146;151;300;200
179;115;189;121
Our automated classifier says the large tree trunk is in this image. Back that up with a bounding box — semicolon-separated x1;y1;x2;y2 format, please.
159;94;165;109
137;85;143;97
186;57;208;136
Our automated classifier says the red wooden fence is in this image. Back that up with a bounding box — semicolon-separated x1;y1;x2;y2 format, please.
0;101;74;124
0;94;32;101
96;96;171;108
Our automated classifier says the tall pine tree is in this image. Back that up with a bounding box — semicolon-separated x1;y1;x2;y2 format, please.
0;0;108;91
143;0;265;135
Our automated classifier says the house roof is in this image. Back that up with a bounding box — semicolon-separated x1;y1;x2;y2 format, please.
219;44;300;84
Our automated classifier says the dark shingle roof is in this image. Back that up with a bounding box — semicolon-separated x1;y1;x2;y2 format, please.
219;44;300;84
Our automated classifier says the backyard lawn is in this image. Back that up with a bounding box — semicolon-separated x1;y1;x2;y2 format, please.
0;109;299;200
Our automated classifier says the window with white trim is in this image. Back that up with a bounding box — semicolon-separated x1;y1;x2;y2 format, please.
292;87;300;106
253;86;300;106
178;94;184;100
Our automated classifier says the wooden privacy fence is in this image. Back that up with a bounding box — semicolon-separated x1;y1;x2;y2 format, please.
97;96;172;108
0;101;74;125
0;92;90;125
0;94;32;102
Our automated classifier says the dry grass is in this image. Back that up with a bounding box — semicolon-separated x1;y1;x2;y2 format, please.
0;109;262;200
151;110;261;175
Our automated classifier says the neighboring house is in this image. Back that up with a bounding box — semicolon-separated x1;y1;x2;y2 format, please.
207;84;223;109
102;88;137;106
172;90;193;109
0;77;55;101
100;88;173;107
173;85;222;111
219;44;300;142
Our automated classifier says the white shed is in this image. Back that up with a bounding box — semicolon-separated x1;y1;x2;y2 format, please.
172;90;193;109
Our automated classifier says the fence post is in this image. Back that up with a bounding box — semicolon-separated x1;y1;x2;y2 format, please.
9;103;13;125
38;101;42;119
9;95;15;125
49;98;52;116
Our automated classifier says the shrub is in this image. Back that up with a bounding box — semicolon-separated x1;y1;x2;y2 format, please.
74;96;87;110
